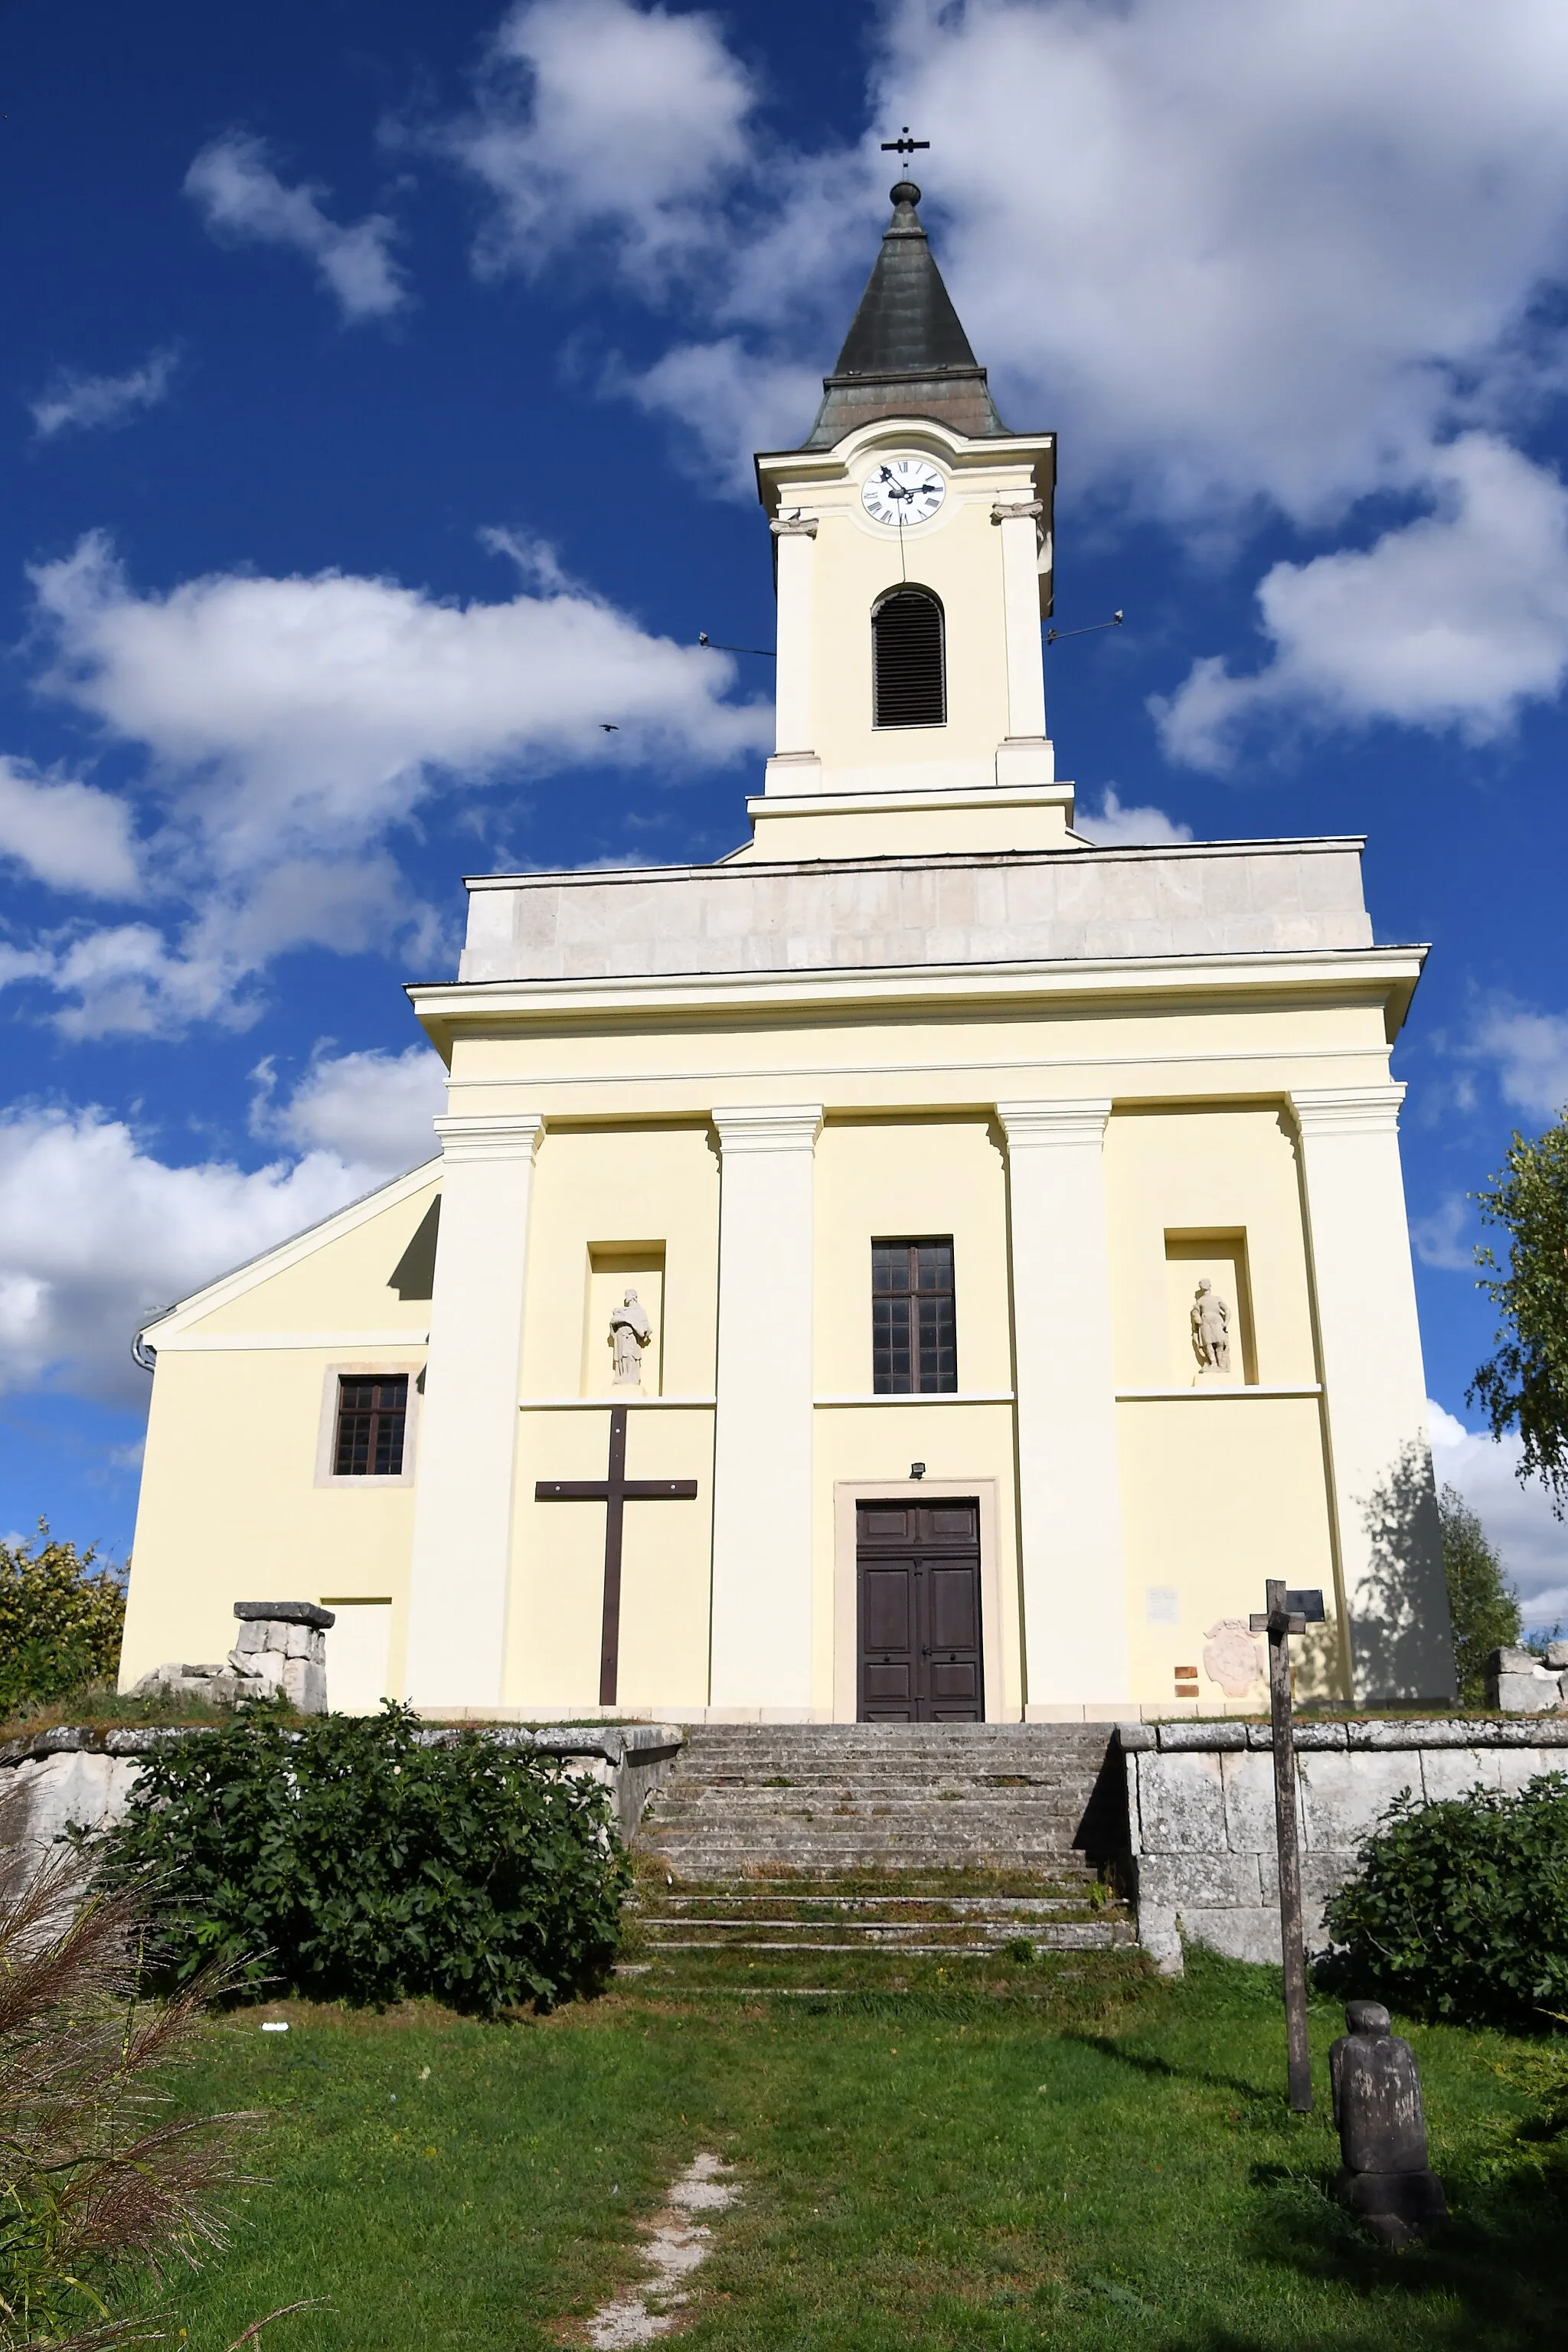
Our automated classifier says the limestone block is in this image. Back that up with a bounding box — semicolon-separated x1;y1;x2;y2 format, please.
1178;1906;1282;1967
284;1622;314;1661
1549;1642;1568;1671
1297;1753;1417;1852
1136;1751;1227;1851
1135;1903;1185;1975
280;1658;326;1714
1348;1719;1455;1749
1220;1749;1279;1854
1156;1721;1247;1752
1136;1851;1264;1909
1420;1749;1502;1802
1493;1672;1564;1714
232;1621;267;1657
247;1651;288;1694
1495;1749;1557;1795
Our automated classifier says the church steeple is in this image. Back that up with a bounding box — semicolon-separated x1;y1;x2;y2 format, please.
804;179;1009;448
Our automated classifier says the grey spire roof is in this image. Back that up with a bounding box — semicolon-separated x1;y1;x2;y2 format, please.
803;179;1009;448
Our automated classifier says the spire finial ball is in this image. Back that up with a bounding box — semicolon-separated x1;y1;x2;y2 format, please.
890;178;922;209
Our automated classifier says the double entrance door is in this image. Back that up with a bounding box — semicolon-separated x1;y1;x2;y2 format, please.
856;1498;984;1721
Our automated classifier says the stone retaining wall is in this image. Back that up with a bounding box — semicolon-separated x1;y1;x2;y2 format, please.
0;1723;684;1886
1117;1718;1568;1972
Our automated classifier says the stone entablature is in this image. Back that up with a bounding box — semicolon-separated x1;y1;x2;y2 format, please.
1119;1718;1568;1972
457;838;1376;985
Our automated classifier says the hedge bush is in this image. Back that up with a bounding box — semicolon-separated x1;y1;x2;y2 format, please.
1324;1770;1568;2028
94;1704;629;2014
0;1523;126;1717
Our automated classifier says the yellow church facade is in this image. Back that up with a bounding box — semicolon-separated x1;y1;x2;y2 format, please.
122;179;1455;1721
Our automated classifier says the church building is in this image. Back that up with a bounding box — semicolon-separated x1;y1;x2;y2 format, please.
121;178;1455;1720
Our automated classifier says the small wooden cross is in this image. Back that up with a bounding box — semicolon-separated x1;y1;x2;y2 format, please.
535;1404;697;1707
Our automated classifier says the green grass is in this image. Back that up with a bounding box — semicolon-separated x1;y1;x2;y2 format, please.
134;1952;1563;2352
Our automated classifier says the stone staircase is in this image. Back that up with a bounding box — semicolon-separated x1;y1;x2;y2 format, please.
626;1723;1136;1983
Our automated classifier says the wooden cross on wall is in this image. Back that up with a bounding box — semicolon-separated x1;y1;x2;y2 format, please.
535;1405;698;1706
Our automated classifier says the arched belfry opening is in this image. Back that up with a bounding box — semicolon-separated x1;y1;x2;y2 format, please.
872;585;946;729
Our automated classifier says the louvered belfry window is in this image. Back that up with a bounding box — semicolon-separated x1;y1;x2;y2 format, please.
334;1374;408;1476
872;586;946;728
872;1240;958;1393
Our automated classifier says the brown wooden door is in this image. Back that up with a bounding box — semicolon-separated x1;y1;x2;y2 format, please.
856;1500;983;1721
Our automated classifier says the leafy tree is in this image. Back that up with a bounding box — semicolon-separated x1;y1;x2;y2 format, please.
1471;1110;1568;1513
1438;1482;1521;1704
0;1524;126;1717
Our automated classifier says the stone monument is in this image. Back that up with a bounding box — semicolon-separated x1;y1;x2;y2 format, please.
609;1287;653;1387
1485;1645;1567;1713
1190;1279;1230;1376
1328;1999;1447;2244
132;1602;335;1713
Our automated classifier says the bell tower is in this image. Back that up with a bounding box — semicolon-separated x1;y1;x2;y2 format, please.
737;178;1080;862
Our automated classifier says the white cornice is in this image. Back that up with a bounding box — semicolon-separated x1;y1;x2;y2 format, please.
410;946;1426;1037
1290;1083;1406;1138
433;1112;544;1165
996;1098;1112;1146
158;1330;429;1354
142;1159;442;1344
462;835;1369;891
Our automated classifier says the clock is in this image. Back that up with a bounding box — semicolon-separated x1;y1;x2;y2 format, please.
861;456;946;528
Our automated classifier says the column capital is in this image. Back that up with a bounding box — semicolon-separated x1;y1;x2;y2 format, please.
712;1104;824;1154
995;1098;1112;1148
433;1112;545;1166
1290;1084;1405;1140
769;516;818;538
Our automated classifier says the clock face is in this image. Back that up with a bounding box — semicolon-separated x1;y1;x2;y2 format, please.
861;456;946;528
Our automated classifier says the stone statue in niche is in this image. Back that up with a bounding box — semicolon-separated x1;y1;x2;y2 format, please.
609;1288;653;1387
1190;1279;1231;1375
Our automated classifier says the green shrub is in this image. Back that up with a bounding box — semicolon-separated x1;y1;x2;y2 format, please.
0;1523;126;1717
94;1704;629;2015
1324;1770;1568;2028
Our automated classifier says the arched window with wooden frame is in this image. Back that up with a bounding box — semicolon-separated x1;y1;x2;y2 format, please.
871;585;946;729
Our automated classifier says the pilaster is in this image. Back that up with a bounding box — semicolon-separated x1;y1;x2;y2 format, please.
771;516;817;759
996;1099;1129;1707
403;1112;544;1708
710;1105;823;1711
993;498;1048;746
1290;1086;1455;1701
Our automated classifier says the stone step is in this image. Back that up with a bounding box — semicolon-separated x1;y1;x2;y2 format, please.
640;1926;1134;1954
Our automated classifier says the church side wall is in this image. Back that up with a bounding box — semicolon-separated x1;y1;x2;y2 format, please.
120;1179;439;1696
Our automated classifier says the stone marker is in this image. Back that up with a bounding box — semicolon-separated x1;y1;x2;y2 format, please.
1485;1645;1566;1713
1328;2000;1447;2246
132;1602;335;1713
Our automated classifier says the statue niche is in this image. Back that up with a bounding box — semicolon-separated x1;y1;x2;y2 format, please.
609;1287;653;1388
1189;1279;1231;1377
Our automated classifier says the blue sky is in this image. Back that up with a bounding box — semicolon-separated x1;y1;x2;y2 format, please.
3;0;1567;1623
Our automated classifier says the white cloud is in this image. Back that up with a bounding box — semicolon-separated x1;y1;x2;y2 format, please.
0;1104;381;1406
623;340;825;495
443;0;1568;749
31;348;177;439
250;1044;446;1176
1153;436;1568;766
3;531;768;1035
1429;1399;1568;1630
1412;1194;1475;1272
446;0;754;285
0;758;140;897
185;134;407;322
1463;994;1568;1122
1075;787;1193;848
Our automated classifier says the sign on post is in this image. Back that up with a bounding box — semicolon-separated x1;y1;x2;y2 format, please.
1248;1579;1325;2113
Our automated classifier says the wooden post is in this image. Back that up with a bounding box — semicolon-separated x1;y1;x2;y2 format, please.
1251;1576;1319;2113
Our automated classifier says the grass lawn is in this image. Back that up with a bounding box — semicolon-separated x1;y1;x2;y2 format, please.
140;1952;1563;2352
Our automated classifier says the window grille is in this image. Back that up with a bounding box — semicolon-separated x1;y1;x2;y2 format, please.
872;1240;958;1393
333;1374;409;1477
871;586;946;728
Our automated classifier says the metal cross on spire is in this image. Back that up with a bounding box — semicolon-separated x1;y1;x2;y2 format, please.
881;126;930;161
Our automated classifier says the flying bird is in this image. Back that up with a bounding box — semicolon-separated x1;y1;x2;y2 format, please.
599;722;619;732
